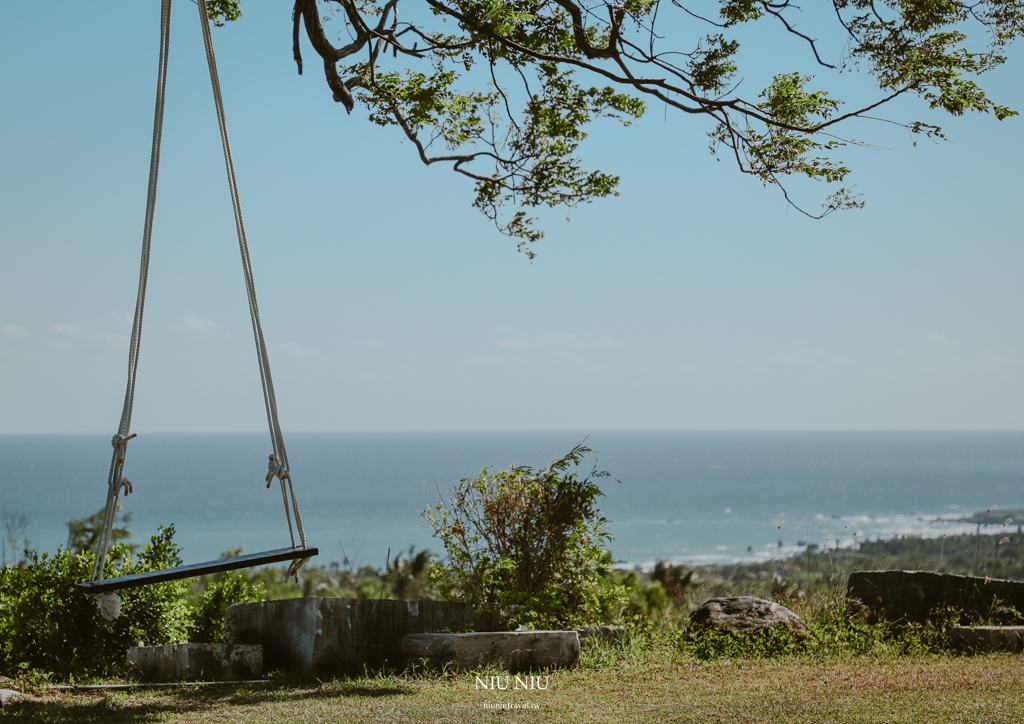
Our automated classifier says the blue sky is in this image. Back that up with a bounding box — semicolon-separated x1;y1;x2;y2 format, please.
1;1;1022;433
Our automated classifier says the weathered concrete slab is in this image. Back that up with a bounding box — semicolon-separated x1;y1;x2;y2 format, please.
848;570;1024;624
225;598;483;675
951;626;1024;653
0;676;33;707
402;631;580;672
1;688;35;707
126;644;262;682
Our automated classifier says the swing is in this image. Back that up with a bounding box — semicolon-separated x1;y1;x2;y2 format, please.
77;0;317;600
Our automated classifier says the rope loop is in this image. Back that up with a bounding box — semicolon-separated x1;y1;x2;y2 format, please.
286;556;311;583
265;454;288;488
111;433;137;461
111;432;137;449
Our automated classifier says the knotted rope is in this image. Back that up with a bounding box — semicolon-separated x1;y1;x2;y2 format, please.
90;0;309;594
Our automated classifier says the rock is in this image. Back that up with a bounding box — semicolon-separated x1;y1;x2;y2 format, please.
951;626;1024;653
225;598;484;675
690;596;807;633
126;644;262;683
576;625;625;644
402;631;580;672
847;570;1024;624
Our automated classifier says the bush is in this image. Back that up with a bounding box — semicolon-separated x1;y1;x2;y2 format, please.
383;548;434;600
613;569;673;620
651;561;695;603
423;443;627;628
0;524;268;680
188;569;264;644
0;525;192;680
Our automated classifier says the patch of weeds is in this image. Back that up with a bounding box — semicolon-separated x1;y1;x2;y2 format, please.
669;594;961;661
577;615;684;671
680;625;809;661
7;666;54;695
887;606;963;655
804;596;894;657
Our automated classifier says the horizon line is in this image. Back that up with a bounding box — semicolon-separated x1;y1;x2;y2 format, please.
2;429;1024;435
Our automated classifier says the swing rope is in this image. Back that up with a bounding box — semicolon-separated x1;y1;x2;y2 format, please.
90;0;308;590
195;0;308;568
90;0;171;585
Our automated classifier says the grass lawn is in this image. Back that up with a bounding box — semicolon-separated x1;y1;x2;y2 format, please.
6;655;1024;723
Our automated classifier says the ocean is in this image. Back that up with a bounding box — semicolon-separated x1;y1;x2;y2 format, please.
1;432;1022;570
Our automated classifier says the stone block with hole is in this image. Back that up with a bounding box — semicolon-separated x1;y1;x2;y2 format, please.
224;597;483;674
126;643;262;682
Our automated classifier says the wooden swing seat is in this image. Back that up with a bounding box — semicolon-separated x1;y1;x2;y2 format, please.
77;546;318;594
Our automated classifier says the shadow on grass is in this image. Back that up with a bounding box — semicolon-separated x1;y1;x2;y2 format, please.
224;681;416;705
4;681;416;722
3;697;207;724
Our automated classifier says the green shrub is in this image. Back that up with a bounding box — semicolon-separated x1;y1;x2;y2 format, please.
384;549;434;600
0;525;192;680
651;560;695;603
423;443;627;628
613;569;673;620
189;570;264;644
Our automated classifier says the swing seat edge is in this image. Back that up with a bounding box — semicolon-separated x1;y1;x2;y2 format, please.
78;546;319;594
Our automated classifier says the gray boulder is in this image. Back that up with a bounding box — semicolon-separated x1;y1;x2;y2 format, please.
690;596;806;633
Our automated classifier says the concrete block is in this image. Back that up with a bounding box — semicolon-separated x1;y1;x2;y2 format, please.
848;570;1024;624
402;631;580;672
126;644;262;683
951;626;1024;653
225;597;483;675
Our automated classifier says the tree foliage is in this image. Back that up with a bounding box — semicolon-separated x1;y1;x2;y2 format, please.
423;443;626;627
213;0;1021;255
66;506;134;557
1;509;30;567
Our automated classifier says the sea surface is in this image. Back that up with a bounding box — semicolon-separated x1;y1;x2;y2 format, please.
1;432;1023;569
